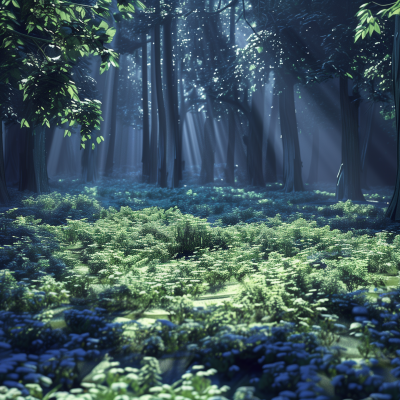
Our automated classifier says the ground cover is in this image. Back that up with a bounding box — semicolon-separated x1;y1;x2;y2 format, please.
0;166;400;400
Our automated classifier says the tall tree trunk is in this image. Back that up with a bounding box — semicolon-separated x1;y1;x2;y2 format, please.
278;73;304;192
386;15;400;220
336;75;364;201
104;28;120;177
360;103;374;190
142;33;150;183
164;16;181;189
149;29;158;185
0;121;10;204
307;126;319;184
19;126;50;194
200;100;215;184
155;2;168;188
178;60;185;180
249;81;265;187
194;112;204;177
265;88;278;183
225;2;236;186
164;14;180;188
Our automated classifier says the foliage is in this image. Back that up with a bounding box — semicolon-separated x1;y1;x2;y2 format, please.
1;183;400;400
0;0;143;145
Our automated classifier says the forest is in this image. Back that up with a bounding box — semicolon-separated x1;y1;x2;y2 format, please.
2;1;400;400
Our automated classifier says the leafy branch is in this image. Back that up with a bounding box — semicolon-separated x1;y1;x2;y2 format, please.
355;1;400;42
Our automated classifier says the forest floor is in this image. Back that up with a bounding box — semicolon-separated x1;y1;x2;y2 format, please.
1;166;400;400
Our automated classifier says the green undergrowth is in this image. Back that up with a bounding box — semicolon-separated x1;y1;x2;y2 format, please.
1;181;400;400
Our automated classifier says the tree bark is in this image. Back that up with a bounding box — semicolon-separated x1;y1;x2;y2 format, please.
0;121;10;204
19;126;50;194
307;126;319;184
81;135;97;183
360;103;374;190
200;100;215;184
149;29;158;185
278;73;304;192
142;33;150;183
104;32;120;177
155;1;167;188
178;60;185;180
164;16;181;189
336;75;364;201
248;81;265;187
265;87;278;183
386;15;400;220
224;1;236;186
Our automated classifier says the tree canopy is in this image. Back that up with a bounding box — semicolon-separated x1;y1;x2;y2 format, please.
0;0;143;148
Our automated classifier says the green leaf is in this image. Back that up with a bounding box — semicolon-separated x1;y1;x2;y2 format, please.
257;46;263;53
354;31;362;42
369;23;374;36
96;136;102;144
92;143;95;150
356;9;367;17
20;118;29;128
98;20;109;30
11;0;20;8
81;143;85;149
64;130;70;137
136;0;145;9
360;3;369;9
249;65;256;71
374;22;381;34
345;72;353;79
389;7;400;18
3;39;13;48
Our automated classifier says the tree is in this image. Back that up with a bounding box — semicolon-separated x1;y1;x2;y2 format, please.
0;0;142;199
355;1;400;219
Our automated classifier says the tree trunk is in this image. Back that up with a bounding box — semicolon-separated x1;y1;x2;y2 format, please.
164;16;181;189
193;112;204;177
386;15;400;220
104;64;119;176
5;123;20;187
224;1;236;186
200;100;215;184
265;88;278;183
81;135;97;183
178;60;185;180
104;30;120;177
0;121;10;204
307;126;319;184
360;103;374;190
45;126;57;167
142;32;150;183
55;129;74;176
149;29;158;185
19;126;50;194
336;75;364;201
155;2;168;188
249;81;265;187
278;73;304;192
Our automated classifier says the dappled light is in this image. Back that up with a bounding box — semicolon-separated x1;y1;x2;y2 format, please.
2;0;400;399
